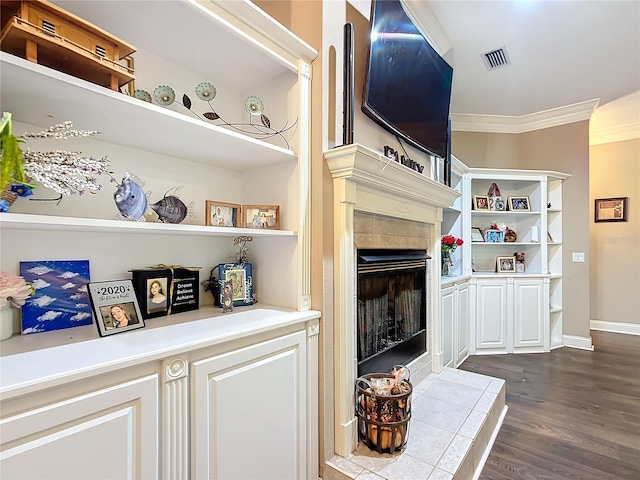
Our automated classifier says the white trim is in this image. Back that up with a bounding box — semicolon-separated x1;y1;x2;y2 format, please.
590;320;640;336
472;406;509;480
589;122;640;145
562;334;594;351
451;99;599;134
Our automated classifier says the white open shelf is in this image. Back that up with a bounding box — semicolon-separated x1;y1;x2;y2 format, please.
1;53;296;172
0;212;296;237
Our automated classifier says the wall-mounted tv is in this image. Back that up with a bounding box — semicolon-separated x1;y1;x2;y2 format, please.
362;0;453;158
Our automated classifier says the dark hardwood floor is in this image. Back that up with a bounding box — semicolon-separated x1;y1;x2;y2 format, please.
459;331;640;480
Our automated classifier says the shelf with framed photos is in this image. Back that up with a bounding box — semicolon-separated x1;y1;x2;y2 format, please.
461;168;569;354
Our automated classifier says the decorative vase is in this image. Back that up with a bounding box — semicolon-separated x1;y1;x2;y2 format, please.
442;252;451;276
0;302;16;341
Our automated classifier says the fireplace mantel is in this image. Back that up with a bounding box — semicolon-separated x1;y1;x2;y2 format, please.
325;143;459;457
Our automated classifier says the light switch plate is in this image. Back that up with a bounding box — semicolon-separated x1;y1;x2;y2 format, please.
572;252;585;262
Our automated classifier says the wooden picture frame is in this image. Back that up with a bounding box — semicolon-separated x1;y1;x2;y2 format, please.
507;196;531;211
484;229;504;243
206;201;241;227
496;256;516;273
471;227;484;242
242;204;280;229
88;280;145;337
473;195;490;211
595;197;628;222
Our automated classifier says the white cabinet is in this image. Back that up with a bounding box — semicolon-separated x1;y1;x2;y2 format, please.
192;330;307;479
0;374;159;480
440;279;470;368
0;309;320;480
470;277;549;354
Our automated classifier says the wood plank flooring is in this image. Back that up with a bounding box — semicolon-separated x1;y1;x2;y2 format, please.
459;331;640;480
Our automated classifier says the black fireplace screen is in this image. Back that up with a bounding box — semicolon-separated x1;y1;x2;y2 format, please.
357;249;429;376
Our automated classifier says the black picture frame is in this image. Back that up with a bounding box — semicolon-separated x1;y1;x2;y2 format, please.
131;267;200;319
594;197;628;222
88;280;145;337
218;263;256;307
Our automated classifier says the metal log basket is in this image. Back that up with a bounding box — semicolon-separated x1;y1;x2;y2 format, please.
355;367;412;454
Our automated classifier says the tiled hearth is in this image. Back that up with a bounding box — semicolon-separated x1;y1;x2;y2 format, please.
324;368;507;480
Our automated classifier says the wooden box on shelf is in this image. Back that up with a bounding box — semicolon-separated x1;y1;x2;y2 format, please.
0;0;135;91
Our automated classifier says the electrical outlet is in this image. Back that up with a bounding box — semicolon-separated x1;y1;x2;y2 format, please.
572;252;585;262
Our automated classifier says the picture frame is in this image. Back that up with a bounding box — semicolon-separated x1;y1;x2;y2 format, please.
206;201;241;227
471;227;484;242
218;263;256;307
484;229;504;243
473;195;490;211
88;280;145;337
130;268;170;319
496;256;516;274
594;197;628;222
507;196;531;211
242;204;280;229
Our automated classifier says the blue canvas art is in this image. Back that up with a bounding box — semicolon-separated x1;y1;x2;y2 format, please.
19;260;93;334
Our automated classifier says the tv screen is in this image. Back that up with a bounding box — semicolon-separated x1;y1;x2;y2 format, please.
362;0;453;158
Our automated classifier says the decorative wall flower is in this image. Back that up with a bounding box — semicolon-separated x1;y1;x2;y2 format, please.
142;83;296;149
152;85;176;106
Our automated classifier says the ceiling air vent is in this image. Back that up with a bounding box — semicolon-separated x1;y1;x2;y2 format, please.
482;47;510;70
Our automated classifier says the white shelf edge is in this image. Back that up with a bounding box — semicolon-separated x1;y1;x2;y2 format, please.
0;213;296;237
472;242;542;246
550;307;563;313
471;211;541;215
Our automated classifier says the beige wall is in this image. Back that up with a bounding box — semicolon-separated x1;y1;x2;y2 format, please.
590;138;640;326
453;122;592;338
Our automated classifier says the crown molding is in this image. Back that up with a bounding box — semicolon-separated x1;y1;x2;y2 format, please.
451;99;599;134
589;123;640;145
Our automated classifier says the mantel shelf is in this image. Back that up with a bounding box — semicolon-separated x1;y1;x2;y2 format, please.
0;213;296;238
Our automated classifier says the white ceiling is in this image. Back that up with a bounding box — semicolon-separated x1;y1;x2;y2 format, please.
424;0;640;121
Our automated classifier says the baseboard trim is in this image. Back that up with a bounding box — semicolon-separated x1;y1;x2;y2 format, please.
590;320;640;336
472;405;509;480
563;334;594;351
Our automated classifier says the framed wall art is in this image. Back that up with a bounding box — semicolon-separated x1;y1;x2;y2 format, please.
496;256;516;274
595;197;628;222
473;195;490;211
88;279;145;336
19;260;93;334
507;196;531;211
206;201;241;227
242;205;280;229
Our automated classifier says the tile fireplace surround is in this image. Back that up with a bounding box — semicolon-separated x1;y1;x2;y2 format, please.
324;144;506;479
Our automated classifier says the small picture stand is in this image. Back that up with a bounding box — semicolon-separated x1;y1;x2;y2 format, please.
218;263;256;307
484;229;504;243
88;280;145;337
222;280;233;312
496;256;516;274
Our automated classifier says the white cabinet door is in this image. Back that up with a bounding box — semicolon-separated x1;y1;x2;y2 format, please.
513;279;547;351
441;285;456;368
0;375;159;480
475;280;509;351
455;282;470;365
191;330;307;479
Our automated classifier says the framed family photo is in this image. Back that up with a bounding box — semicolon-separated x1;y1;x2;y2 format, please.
473;195;490;211
242;205;280;229
507;196;531;211
496;256;516;273
88;280;145;337
206;201;241;227
594;197;628;222
484;229;504;243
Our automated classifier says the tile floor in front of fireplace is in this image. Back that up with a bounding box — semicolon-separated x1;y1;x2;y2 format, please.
326;368;507;480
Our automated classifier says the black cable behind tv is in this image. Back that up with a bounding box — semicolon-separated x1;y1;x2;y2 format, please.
343;23;354;145
444;118;452;186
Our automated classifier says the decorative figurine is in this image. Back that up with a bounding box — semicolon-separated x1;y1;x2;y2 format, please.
150;187;193;224
113;172;148;221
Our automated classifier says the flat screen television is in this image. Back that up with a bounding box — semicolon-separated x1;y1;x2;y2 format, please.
362;0;453;158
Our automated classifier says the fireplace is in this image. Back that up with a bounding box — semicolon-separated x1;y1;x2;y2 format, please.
357;249;429;376
325;143;459;457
